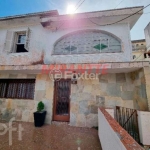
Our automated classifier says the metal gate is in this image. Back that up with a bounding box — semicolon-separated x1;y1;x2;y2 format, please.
116;106;140;143
53;79;71;122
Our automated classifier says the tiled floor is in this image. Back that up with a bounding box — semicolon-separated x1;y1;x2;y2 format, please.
0;121;102;150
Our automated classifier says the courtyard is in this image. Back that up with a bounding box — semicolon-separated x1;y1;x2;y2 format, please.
0;121;102;150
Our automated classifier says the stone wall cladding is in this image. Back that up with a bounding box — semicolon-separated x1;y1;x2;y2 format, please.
70;73;136;128
0;73;54;124
133;69;148;111
0;69;148;126
143;67;150;111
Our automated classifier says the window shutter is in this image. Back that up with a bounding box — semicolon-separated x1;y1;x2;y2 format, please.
24;27;31;51
4;30;14;53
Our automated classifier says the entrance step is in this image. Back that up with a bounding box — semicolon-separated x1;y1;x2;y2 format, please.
52;121;69;126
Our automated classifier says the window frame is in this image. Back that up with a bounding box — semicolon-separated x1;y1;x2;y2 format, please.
13;31;27;53
52;30;122;55
0;79;35;99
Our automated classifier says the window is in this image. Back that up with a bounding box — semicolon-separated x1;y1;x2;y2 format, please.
15;32;28;53
53;30;122;55
4;28;31;53
133;55;136;59
0;79;35;99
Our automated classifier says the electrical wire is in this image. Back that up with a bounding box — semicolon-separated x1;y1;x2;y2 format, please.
74;0;86;12
85;3;150;26
114;0;126;9
57;0;86;30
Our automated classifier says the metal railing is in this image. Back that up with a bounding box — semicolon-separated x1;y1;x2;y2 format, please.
116;106;140;143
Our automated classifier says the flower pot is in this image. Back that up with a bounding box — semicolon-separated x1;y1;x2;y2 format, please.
33;111;46;127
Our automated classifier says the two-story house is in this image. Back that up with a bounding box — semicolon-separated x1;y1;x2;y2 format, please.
132;39;147;61
0;6;150;128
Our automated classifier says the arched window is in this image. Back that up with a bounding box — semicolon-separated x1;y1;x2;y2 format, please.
53;30;122;55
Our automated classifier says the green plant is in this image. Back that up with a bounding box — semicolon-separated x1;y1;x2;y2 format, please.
37;101;44;112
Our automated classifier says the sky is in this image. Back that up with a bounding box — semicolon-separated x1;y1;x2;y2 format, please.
0;0;150;40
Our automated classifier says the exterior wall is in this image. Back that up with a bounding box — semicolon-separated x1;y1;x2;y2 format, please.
98;109;126;150
132;51;145;61
0;73;54;124
132;40;147;61
99;108;144;150
133;69;148;111
0;25;46;65
143;66;150;111
70;73;136;127
0;22;132;65
145;23;150;51
138;111;150;146
0;69;148;126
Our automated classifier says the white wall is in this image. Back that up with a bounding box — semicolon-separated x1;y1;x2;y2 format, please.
98;109;126;150
145;23;150;51
106;109;114;118
138;111;150;146
0;17;132;65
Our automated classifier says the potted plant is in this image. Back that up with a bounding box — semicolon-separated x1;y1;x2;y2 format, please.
33;101;46;127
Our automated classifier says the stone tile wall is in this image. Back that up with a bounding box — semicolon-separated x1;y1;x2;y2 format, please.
70;73;136;128
0;74;54;124
0;69;149;127
133;69;148;111
143;66;150;111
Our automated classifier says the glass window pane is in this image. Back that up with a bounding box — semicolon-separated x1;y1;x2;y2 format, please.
18;35;26;44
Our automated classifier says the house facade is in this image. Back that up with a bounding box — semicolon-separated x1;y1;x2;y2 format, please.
0;6;150;128
132;39;147;61
145;22;150;60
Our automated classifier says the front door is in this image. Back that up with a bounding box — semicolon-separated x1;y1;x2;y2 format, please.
53;79;71;122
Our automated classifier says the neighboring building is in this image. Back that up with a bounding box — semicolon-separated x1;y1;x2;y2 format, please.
132;39;147;61
0;6;150;128
144;22;150;59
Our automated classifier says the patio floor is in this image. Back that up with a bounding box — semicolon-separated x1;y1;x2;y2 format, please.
0;121;102;150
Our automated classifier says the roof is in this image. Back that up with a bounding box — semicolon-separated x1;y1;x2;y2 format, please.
0;10;59;21
0;6;143;21
41;6;143;29
60;6;143;17
132;39;145;43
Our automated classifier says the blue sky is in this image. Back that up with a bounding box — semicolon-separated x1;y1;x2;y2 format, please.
0;0;150;40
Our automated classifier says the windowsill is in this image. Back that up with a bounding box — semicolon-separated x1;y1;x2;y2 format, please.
8;52;29;56
51;51;124;56
0;98;34;100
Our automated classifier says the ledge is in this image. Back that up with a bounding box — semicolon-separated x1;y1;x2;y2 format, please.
0;61;149;74
99;108;144;150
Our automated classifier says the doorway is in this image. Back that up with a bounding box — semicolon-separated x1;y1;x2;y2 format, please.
53;79;71;122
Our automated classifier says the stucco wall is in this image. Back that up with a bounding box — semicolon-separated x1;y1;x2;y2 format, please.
145;22;150;51
138;111;150;146
0;21;132;65
98;109;126;150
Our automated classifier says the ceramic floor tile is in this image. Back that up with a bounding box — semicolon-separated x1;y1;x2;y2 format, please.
0;122;102;150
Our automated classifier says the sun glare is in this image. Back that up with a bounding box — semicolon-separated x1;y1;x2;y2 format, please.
66;4;76;14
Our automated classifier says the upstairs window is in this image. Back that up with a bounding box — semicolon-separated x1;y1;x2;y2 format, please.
0;79;35;99
133;55;136;59
15;32;28;53
53;30;122;55
3;28;31;53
